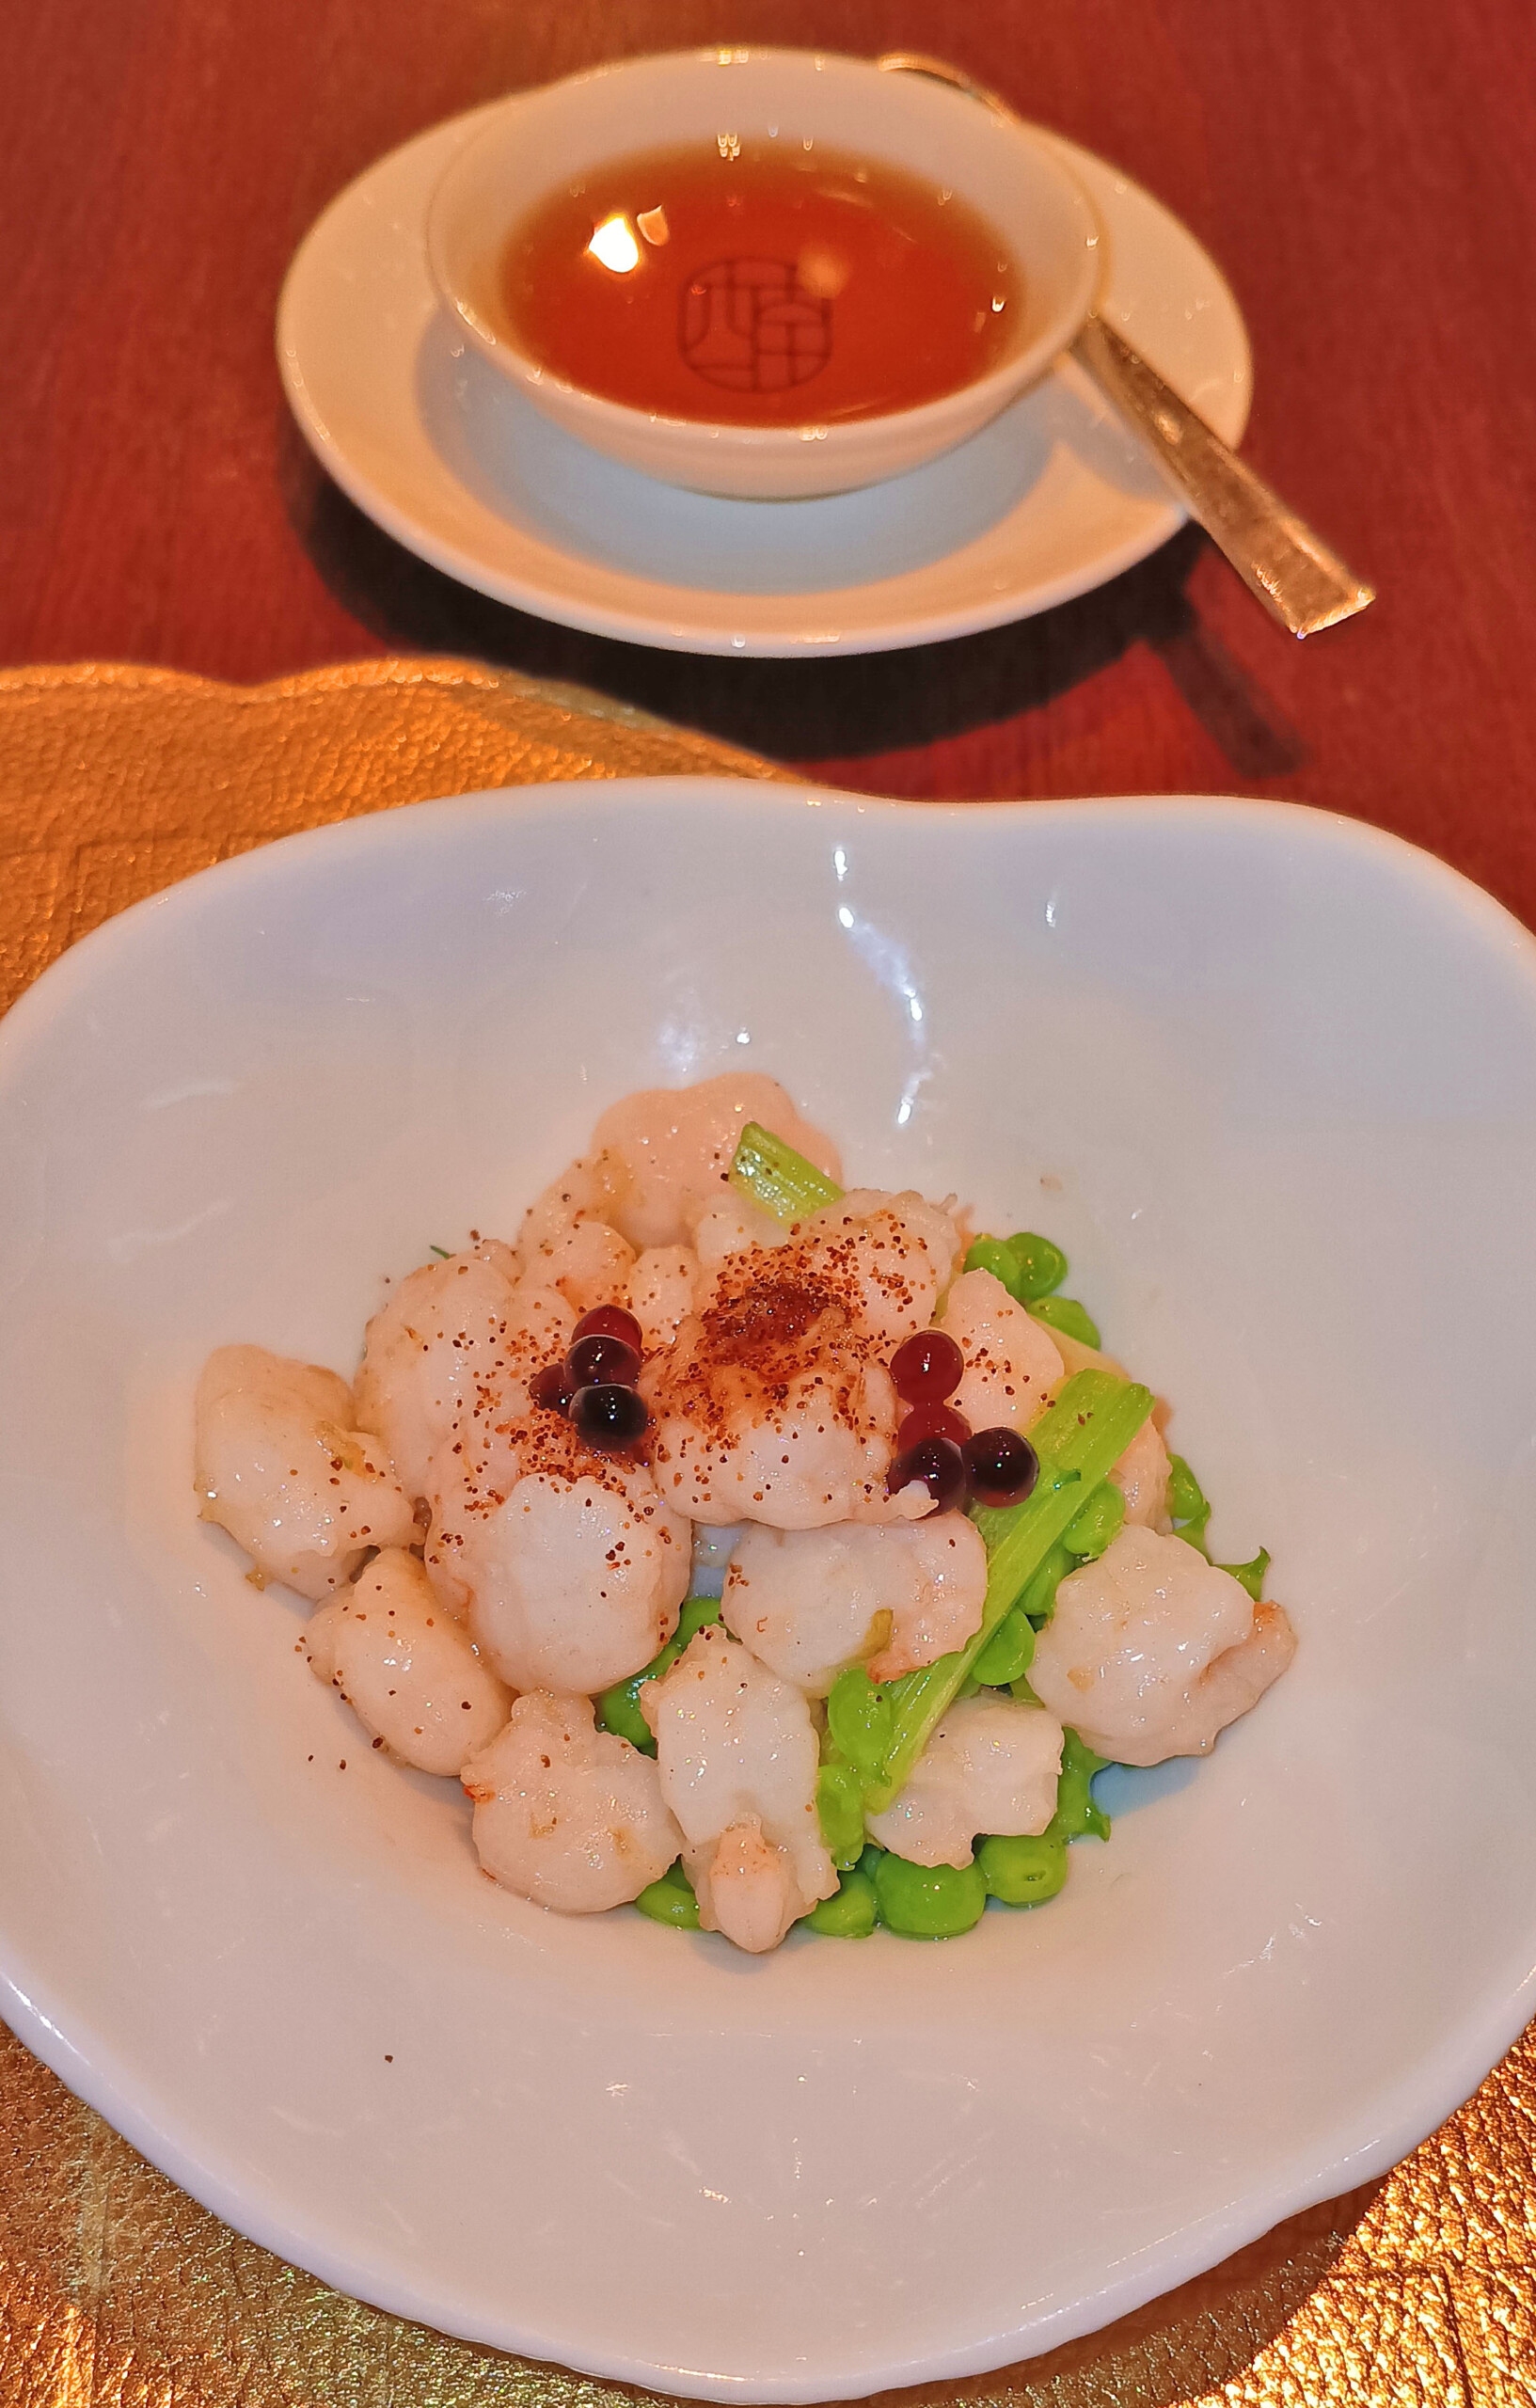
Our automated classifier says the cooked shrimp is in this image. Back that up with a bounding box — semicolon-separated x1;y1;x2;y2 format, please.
625;1244;703;1353
512;1163;636;1317
1030;1527;1296;1765
866;1694;1065;1867
794;1189;963;1348
641;1275;925;1529
195;1345;416;1599
1028;1313;1170;1524
1043;1326;1131;1386
641;1625;835;1951
304;1547;510;1775
1178;1600;1296;1739
463;1691;682;1913
589;1073;842;1251
722;1513;987;1693
514;1154;626;1259
937;1267;1065;1436
353;1244;535;1499
688;1194;788;1284
1109;1414;1172;1529
500;1279;580;1359
425;1401;690;1692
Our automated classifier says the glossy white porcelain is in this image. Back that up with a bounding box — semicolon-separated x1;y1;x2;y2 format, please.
3;782;1534;2401
425;50;1101;499
278;111;1249;653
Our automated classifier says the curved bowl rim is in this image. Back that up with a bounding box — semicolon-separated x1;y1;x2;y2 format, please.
3;778;1534;2400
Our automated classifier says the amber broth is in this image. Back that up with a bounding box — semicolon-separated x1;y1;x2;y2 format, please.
500;139;1020;426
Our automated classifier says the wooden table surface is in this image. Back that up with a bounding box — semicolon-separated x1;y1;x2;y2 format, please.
3;0;1534;915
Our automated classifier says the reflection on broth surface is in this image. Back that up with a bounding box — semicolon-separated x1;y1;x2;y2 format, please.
501;139;1020;425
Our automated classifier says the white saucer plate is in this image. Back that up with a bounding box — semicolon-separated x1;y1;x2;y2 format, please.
2;781;1535;2400
277;104;1251;656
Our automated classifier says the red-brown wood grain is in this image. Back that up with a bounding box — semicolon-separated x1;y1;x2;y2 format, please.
2;0;1534;914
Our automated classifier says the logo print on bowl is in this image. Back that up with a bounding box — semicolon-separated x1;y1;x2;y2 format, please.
680;260;831;393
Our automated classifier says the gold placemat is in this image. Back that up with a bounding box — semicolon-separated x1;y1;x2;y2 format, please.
0;657;1530;2407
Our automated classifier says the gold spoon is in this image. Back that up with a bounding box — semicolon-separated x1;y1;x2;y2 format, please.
878;53;1375;637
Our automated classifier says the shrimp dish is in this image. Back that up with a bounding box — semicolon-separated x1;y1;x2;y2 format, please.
194;1076;1295;1954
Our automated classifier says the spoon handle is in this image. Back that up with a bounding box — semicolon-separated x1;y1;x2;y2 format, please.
876;52;1375;639
1073;314;1374;638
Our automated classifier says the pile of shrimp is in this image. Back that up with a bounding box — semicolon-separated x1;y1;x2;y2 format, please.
194;1075;1295;1955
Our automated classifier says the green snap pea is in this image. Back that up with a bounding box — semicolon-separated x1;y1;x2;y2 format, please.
1221;1545;1271;1602
1004;1232;1069;1301
963;1235;1025;1291
596;1595;722;1752
1062;1480;1126;1560
807;1867;879;1936
963;1230;1070;1306
1166;1452;1212;1555
874;1852;989;1939
1050;1728;1112;1843
634;1861;701;1929
1029;1293;1101;1348
826;1665;893;1777
594;1679;655;1751
972;1602;1036;1686
816;1760;867;1869
1018;1539;1076;1627
976;1831;1069;1906
1165;1452;1207;1523
1165;1456;1270;1591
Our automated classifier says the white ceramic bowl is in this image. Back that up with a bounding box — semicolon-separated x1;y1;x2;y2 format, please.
3;781;1536;2401
425;49;1101;499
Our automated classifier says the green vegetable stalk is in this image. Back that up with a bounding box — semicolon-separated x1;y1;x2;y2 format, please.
728;1121;843;1222
833;1369;1153;1813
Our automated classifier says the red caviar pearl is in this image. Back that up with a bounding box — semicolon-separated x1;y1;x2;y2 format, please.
567;1333;641;1387
530;1362;574;1415
890;1329;965;1405
896;1401;972;1452
572;1383;649;1450
572;1305;643;1354
886;1434;967;1512
964;1427;1039;1509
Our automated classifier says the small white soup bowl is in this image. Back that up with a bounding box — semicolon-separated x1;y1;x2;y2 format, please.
425;48;1101;500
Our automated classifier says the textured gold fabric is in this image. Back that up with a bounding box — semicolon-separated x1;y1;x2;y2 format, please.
0;657;784;1013
0;657;1530;2407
